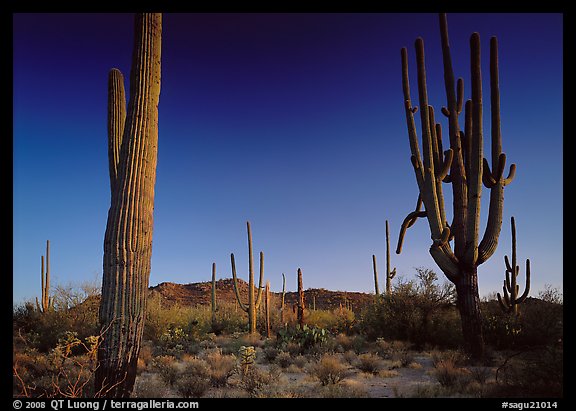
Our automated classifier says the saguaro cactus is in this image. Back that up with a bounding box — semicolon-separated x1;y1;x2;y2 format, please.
498;217;531;315
211;262;217;325
231;221;264;334
36;240;54;314
385;220;397;295
372;255;380;296
264;281;271;338
279;273;286;324
297;268;305;328
396;13;515;360
97;13;162;397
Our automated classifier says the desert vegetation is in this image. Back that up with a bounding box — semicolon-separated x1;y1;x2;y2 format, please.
13;12;562;399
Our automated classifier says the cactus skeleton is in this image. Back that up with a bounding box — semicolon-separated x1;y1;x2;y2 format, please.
396;13;515;359
36;240;54;313
497;217;531;315
231;221;264;334
97;13;162;397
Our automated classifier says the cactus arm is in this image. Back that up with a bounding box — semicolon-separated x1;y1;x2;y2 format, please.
516;259;531;304
396;208;427;254
477;37;516;265
415;38;443;239
463;32;484;267
439;13;467;258
254;251;264;309
230;253;248;312
107;69;126;195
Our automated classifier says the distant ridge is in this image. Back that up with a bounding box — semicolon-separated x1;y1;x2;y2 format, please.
148;278;375;313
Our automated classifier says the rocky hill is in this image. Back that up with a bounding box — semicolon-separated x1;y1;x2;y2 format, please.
149;278;375;313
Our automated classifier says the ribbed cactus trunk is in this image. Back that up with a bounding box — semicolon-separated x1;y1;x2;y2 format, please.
385;220;396;295
396;13;515;360
372;255;379;296
211;262;217;326
264;281;271;338
231;221;264;334
297;268;305;328
96;13;161;397
280;273;286;324
36;240;53;313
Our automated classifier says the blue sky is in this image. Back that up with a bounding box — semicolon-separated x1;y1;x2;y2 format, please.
13;13;563;303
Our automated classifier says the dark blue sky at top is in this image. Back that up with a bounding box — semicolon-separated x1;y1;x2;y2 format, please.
13;13;563;303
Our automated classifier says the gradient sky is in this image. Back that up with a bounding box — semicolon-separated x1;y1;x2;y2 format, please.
13;13;563;304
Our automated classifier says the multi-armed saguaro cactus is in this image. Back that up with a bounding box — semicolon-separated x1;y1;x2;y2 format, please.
279;273;286;324
497;217;531;315
97;13;162;397
297;268;305;328
264;281;271;338
231;221;264;334
396;13;515;359
211;262;218;325
36;240;54;314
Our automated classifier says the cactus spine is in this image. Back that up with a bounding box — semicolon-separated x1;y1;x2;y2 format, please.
385;220;397;295
211;262;217;325
36;240;53;313
231;221;264;334
280;273;286;324
297;268;305;328
97;13;162;397
264;281;271;338
497;217;531;315
396;13;515;360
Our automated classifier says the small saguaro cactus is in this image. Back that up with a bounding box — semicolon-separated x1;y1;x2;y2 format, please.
264;281;271;338
497;217;531;315
385;220;397;295
231;221;264;334
279;273;286;324
372;254;380;296
36;240;54;314
297;268;305;328
211;262;217;325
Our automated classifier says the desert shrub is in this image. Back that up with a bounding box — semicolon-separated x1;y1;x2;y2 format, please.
239;366;273;397
495;344;563;397
430;349;468;367
293;354;308;369
133;375;171;398
262;346;279;363
358;269;458;349
275;351;293;369
316;381;369;398
174;358;211;398
356;353;382;374
468;366;492;385
309;354;348;385
306;308;355;334
276;325;328;354
151;355;179;386
434;359;465;388
343;350;357;365
203;350;236;387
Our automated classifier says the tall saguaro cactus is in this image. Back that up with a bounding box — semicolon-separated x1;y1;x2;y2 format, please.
396;13;515;360
36;240;53;314
497;217;531;315
97;13;162;397
211;262;217;325
264;281;271;338
372;255;380;296
231;221;264;334
279;273;286;324
385;220;397;295
297;268;305;328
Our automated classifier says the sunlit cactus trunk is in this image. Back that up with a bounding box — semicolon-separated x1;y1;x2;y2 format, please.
231;221;264;334
297;268;305;328
396;13;515;361
36;240;54;314
96;13;162;397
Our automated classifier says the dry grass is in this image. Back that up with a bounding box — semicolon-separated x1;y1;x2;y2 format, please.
308;354;349;385
356;353;382;374
173;358;211;398
203;350;236;387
